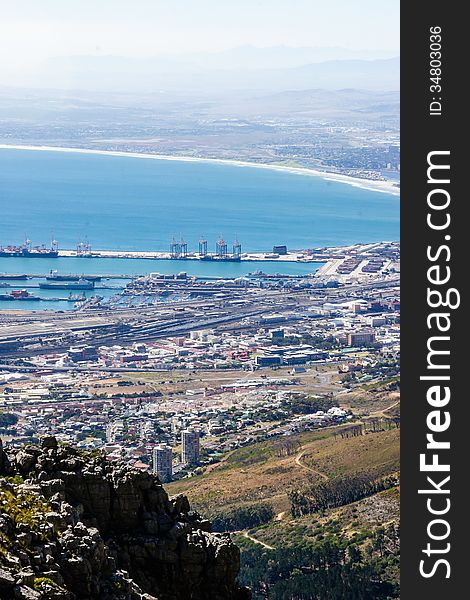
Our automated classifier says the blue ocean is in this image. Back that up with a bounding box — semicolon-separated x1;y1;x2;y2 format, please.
0;148;399;252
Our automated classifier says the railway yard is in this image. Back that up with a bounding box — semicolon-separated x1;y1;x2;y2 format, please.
0;272;399;363
0;242;400;476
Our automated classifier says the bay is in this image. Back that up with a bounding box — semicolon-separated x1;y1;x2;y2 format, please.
0;148;399;253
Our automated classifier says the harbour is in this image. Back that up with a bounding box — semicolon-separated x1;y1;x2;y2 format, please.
0;147;399;313
0;255;321;279
0;255;324;311
0;240;399;312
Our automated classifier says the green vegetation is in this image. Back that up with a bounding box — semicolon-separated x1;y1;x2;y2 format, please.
0;412;18;429
222;442;275;469
273;334;343;350
280;393;337;415
0;488;50;531
167;423;400;598
232;496;401;598
212;503;274;532
76;426;106;441
363;360;400;380
0;483;52;554
235;525;399;599
4;475;24;485
360;376;400;392
289;473;399;516
34;577;65;593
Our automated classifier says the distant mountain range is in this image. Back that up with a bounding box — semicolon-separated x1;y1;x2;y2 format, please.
10;52;399;95
214;88;400;120
174;44;398;70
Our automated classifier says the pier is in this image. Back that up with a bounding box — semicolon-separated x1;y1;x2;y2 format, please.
56;248;319;263
1;273;131;280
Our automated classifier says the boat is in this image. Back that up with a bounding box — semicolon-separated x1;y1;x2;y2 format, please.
68;293;87;302
39;278;95;290
46;270;101;282
0;290;40;301
0;240;59;258
46;271;80;281
16;295;40;301
0;247;59;258
0;274;28;280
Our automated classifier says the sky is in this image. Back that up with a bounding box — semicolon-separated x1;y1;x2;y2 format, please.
0;0;399;72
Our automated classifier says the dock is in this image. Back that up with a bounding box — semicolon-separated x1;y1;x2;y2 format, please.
56;248;320;263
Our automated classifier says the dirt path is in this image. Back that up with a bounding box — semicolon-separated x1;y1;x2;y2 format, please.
369;399;400;417
381;400;400;414
294;450;329;480
242;531;275;550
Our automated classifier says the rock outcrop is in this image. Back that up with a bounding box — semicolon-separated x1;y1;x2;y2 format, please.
0;436;250;600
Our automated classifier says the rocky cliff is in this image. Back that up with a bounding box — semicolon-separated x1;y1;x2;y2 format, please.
0;437;250;600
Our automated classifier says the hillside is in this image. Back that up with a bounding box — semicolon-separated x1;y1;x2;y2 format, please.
0;437;249;600
339;377;401;417
167;425;399;516
167;425;400;599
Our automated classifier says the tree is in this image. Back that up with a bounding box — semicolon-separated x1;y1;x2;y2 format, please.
0;413;18;428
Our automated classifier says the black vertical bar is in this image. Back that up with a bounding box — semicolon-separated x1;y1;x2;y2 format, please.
401;3;465;598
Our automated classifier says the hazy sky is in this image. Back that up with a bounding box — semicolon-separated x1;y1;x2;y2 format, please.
0;0;399;70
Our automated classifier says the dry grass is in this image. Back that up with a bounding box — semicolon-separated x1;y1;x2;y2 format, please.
166;426;399;515
339;384;400;416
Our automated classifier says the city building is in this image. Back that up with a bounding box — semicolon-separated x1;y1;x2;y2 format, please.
181;429;200;465
68;346;99;362
347;331;376;346
256;355;282;367
153;444;173;482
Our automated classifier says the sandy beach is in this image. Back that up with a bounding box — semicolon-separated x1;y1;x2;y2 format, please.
0;144;400;197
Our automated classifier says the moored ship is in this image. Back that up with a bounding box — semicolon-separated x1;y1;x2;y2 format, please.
0;274;28;280
0;239;59;258
0;289;40;301
39;277;95;290
46;270;101;282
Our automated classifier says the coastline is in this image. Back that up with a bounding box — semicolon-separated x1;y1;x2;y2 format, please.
0;143;400;197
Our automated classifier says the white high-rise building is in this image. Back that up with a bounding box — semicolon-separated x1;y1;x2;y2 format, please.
181;429;200;465
152;445;173;482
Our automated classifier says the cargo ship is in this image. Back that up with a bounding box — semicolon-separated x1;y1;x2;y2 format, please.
46;270;101;282
0;239;59;258
0;274;28;280
39;278;95;290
